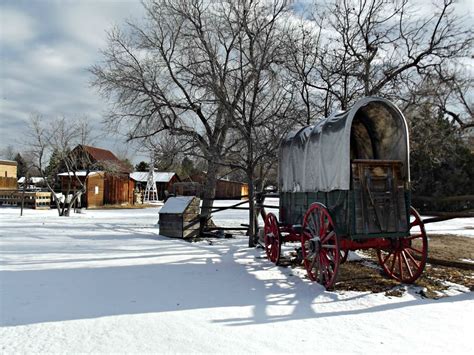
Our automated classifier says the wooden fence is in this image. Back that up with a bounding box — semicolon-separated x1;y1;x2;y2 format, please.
0;190;51;209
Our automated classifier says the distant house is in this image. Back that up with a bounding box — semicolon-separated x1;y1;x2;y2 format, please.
70;145;131;173
58;145;133;208
190;174;249;199
18;177;46;190
130;171;180;200
0;159;17;190
1;161;51;208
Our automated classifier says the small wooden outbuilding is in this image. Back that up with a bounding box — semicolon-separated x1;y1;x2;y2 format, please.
158;196;200;238
130;171;180;200
0;159;18;190
58;145;133;208
190;174;248;199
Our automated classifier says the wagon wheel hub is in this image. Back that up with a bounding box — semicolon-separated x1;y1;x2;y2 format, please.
308;237;321;254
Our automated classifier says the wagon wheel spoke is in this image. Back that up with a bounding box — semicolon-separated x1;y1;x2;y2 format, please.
320;230;335;244
404;249;421;269
398;252;404;280
382;251;393;265
301;203;340;289
401;251;414;279
321;252;335;282
309;213;318;234
308;253;317;270
339;249;349;264
319;212;326;236
389;252;398;275
319;253;329;283
377;206;428;283
264;213;281;265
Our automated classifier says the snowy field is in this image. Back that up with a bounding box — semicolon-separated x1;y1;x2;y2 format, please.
0;201;473;354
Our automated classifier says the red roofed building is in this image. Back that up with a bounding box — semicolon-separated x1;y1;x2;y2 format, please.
59;145;134;208
71;145;131;173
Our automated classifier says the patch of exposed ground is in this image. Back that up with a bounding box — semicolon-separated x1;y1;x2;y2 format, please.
336;234;474;297
283;234;474;298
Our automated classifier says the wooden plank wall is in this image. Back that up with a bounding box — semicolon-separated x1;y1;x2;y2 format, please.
104;173;130;205
215;180;248;199
86;174;105;207
0;177;17;190
0;163;17;178
159;197;200;238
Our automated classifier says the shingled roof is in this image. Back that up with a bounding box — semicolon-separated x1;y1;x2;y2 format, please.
72;145;130;173
80;145;119;162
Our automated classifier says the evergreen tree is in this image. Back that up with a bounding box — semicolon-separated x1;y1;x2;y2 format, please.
14;153;27;179
44;148;68;190
135;161;150;172
179;157;196;179
408;103;474;211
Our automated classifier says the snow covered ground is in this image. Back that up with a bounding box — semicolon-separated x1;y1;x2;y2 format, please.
423;216;474;237
0;202;472;354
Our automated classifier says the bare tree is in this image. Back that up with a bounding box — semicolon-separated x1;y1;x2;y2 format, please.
286;0;472;114
140;132;193;172
0;145;16;160
27;115;96;216
92;0;243;227
91;0;296;234
429;65;473;130
214;0;297;245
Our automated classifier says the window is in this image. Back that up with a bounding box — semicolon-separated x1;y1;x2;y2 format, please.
95;186;99;195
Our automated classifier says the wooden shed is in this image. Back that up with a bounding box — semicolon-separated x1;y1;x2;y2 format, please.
130;171;180;200
58;145;133;208
0;159;18;190
158;196;200;238
190;174;248;199
58;171;104;208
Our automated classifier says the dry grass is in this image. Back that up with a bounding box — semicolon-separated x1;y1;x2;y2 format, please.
283;234;474;298
87;203;161;210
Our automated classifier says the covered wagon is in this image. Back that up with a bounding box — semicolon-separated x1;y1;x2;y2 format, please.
264;97;428;289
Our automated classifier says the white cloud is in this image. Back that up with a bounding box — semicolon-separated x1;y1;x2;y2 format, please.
58;1;144;49
0;7;37;46
0;1;146;157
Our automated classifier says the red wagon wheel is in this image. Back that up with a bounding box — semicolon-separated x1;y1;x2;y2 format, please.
301;203;340;289
339;249;349;264
377;206;428;283
264;213;281;264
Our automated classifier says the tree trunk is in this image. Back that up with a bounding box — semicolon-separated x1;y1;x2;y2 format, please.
199;159;219;235
20;174;28;217
247;174;256;247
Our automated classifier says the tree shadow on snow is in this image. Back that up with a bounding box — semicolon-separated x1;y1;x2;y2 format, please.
210;246;474;326
1;234;472;327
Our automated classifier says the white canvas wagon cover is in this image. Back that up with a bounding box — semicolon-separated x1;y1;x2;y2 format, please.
279;97;410;193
